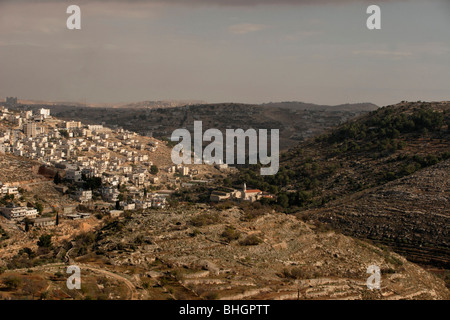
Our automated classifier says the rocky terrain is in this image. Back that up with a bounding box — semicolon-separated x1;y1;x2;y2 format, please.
234;101;449;271
61;206;449;300
0;154;78;214
308;159;449;268
2;205;448;300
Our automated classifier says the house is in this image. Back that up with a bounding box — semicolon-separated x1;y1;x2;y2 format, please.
210;183;265;203
179;166;190;176
123;203;136;211
55;185;68;194
65;213;90;220
109;210;123;218
242;184;263;202
215;163;229;170
39;108;51;119
101;187;120;203
65;121;82;130
210;190;232;202
65;213;81;220
150;177;159;184
63;206;76;215
0;185;18;195
0;205;38;221
66;169;82;182
32;217;55;227
72;190;92;203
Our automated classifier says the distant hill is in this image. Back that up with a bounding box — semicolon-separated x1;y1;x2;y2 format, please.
11;99;207;109
13;102;375;151
117;100;207;109
261;101;379;112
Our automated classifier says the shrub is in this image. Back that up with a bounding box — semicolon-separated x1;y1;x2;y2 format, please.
37;234;52;248
221;226;240;242
239;235;262;246
189;228;201;237
281;267;307;280
190;213;219;227
4;277;22;289
204;291;219;300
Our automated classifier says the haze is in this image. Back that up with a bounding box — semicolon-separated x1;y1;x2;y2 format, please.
0;0;449;106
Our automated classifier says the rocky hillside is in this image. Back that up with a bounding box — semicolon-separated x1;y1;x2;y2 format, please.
55;206;450;300
239;101;449;204
306;159;449;268
236;101;449;269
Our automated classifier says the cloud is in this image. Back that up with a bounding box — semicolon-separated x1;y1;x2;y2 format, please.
282;30;323;41
228;23;269;34
353;50;413;58
0;0;409;6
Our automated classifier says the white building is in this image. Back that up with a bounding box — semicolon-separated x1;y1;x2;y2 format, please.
0;206;38;221
39;108;51;118
73;190;92;203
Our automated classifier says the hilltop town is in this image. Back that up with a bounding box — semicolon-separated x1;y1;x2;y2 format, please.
0;100;226;226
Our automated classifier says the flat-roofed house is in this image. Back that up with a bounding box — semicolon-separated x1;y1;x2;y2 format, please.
0;205;38;221
33;217;55;227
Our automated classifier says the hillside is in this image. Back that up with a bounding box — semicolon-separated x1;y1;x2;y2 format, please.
307;159;449;268
262;102;378;112
236;101;450;268
2;205;448;300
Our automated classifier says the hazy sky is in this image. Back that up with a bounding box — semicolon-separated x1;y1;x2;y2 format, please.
0;0;449;106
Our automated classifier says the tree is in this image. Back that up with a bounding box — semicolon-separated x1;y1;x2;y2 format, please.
59;130;69;139
54;172;61;185
150;165;159;175
84;177;102;191
24;218;32;232
37;234;52;248
277;193;289;208
35;203;44;214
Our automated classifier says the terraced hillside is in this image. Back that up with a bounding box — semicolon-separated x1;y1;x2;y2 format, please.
0;154;77;212
53;206;449;300
306;159;449;267
235;101;449;269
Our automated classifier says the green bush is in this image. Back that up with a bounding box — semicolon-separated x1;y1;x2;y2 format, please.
189;213;220;227
239;235;262;246
221;226;240;242
37;234;52;248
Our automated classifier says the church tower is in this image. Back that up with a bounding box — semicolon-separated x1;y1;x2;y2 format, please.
242;183;247;200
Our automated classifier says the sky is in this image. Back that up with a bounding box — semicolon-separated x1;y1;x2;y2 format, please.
0;0;449;106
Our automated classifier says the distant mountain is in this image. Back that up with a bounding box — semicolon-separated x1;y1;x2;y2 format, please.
117;100;207;109
11;99;207;109
27;102;374;151
261;101;379;112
